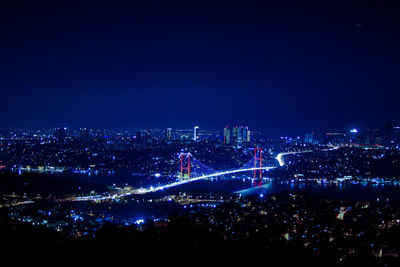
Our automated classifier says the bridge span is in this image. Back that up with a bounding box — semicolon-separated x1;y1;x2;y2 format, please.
133;166;276;195
73;149;336;201
73;166;275;201
127;149;317;196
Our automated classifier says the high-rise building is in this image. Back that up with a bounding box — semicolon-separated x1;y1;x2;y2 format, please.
224;125;250;144
238;126;244;143
237;126;250;143
223;126;230;144
166;128;172;141
242;126;249;143
232;126;239;143
304;132;315;144
193;126;199;141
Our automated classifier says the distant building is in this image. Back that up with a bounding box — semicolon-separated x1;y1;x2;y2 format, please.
223;126;230;144
232;126;239;143
166;128;172;141
304;133;315;144
238;126;249;143
237;126;244;143
193;126;199;141
224;125;251;144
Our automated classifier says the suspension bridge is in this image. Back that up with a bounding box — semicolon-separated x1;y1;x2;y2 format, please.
130;148;275;195
73;148;319;201
137;146;338;195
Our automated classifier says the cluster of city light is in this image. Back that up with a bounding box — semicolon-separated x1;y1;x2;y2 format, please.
275;147;338;167
275;151;312;166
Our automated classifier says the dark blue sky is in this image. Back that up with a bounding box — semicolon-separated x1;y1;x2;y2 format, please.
1;0;399;135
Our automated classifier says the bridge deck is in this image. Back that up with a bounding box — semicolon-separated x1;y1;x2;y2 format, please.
73;149;334;201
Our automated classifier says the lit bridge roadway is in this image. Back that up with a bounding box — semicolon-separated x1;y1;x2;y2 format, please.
138;147;337;195
73;150;323;202
73;166;277;201
132;166;276;194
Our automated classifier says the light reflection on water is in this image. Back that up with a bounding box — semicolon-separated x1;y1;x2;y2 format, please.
161;177;400;201
65;174;400;223
58;171;400;201
232;180;400;201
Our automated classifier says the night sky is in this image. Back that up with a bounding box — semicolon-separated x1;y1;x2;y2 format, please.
1;0;400;135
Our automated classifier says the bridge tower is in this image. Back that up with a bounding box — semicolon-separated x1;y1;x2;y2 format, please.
180;153;191;179
254;148;263;179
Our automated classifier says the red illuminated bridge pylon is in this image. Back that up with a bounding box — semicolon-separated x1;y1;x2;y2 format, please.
254;148;263;179
180;153;191;179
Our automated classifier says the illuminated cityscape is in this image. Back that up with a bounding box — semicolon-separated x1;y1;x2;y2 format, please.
2;125;400;266
2;1;400;266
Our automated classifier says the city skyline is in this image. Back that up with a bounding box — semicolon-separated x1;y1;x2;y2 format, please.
2;122;399;138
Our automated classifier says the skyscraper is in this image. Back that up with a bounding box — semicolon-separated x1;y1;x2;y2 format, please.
223;126;230;144
232;126;239;143
166;128;172;141
224;125;250;144
241;126;250;143
238;126;243;143
194;126;199;141
304;133;315;144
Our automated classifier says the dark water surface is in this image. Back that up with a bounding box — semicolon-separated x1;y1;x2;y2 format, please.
51;172;400;222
